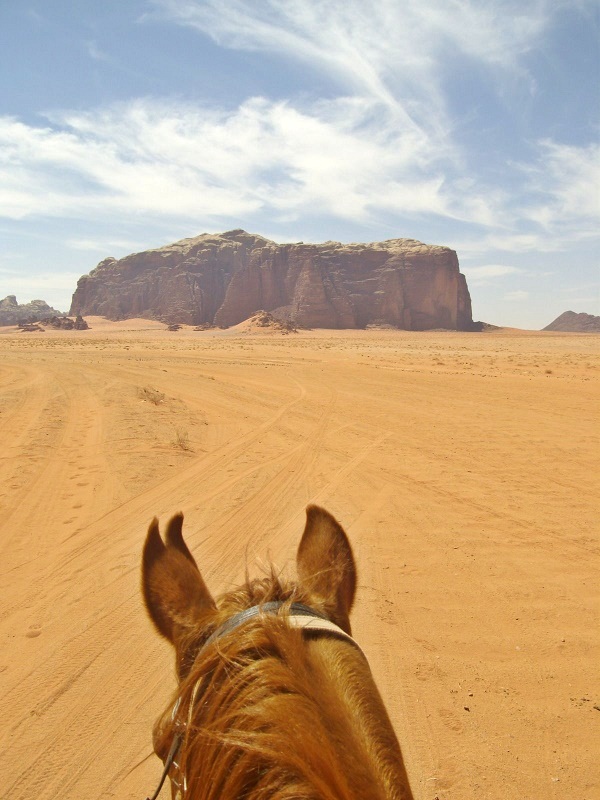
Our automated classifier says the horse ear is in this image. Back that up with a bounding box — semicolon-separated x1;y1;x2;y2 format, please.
142;514;215;644
164;512;199;570
296;505;357;634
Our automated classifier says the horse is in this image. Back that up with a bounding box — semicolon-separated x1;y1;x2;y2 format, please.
142;504;415;800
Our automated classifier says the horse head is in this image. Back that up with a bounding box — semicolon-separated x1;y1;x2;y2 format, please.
142;505;414;799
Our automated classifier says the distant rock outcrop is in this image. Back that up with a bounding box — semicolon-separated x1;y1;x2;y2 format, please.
15;314;89;331
0;295;65;326
240;310;298;334
543;311;600;332
70;230;474;331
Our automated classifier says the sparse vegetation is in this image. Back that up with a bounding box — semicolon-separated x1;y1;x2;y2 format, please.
172;428;193;451
137;386;165;405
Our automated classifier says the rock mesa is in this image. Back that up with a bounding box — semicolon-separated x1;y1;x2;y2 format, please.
70;230;474;330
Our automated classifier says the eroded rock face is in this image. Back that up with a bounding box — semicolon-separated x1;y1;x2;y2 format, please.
0;296;65;326
70;230;474;330
543;311;600;332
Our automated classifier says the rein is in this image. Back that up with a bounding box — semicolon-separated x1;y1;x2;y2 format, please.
144;601;362;800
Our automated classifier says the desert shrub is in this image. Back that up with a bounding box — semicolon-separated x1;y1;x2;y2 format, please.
137;386;165;405
172;428;193;451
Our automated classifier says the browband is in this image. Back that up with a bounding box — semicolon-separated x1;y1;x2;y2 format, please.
203;601;364;656
146;601;364;799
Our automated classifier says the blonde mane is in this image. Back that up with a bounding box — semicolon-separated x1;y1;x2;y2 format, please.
143;508;414;800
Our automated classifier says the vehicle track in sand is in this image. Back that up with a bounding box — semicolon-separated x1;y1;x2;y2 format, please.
0;328;597;800
0;353;330;800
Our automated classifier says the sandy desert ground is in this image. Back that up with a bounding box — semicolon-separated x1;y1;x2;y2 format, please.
0;318;598;800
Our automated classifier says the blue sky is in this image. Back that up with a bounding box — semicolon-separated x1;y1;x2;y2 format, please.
0;1;598;328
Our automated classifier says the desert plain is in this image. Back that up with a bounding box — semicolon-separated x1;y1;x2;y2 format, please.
0;318;598;800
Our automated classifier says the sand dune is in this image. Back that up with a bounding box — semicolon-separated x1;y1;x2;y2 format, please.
0;322;598;800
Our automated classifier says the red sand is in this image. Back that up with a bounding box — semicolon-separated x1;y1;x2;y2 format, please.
0;320;598;799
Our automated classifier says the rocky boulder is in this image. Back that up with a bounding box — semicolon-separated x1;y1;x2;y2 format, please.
16;315;89;331
242;310;297;334
70;230;474;331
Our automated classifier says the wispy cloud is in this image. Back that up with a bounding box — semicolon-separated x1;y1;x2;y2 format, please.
521;140;600;236
86;41;112;64
66;237;143;252
143;0;599;253
0;268;82;308
26;8;45;25
151;0;558;132
505;290;529;301
463;264;522;284
0;97;501;227
0;95;596;256
1;0;597;272
0;267;81;286
0;0;595;326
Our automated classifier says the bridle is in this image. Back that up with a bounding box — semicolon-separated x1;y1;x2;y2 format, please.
144;600;363;800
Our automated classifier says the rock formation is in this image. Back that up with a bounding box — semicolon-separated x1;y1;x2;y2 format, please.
240;310;298;334
40;315;89;330
0;295;65;326
14;314;89;331
543;311;600;333
70;230;474;330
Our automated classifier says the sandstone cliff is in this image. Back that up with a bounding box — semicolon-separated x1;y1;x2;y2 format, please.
543;311;600;333
70;230;473;330
0;295;65;326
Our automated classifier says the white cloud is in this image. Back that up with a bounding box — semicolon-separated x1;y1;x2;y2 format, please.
463;264;522;284
1;1;597;262
66;238;142;252
569;298;600;307
86;41;112;64
143;0;599;254
26;8;45;25
0;96;596;258
481;232;559;253
0;267;81;286
0;270;82;309
152;0;558;126
455;140;600;256
522;140;600;235
0;97;501;228
505;290;529;301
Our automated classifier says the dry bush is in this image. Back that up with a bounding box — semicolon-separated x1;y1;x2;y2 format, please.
172;428;193;452
137;386;165;405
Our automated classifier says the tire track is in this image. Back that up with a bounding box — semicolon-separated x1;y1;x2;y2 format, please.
1;330;596;800
346;485;469;800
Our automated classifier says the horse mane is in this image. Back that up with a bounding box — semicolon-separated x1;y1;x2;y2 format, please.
152;570;399;800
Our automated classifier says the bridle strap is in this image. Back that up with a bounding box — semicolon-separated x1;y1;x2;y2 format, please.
201;601;332;649
285;614;365;657
145;601;363;798
145;729;183;800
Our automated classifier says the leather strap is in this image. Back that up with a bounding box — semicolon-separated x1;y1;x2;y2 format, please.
203;601;364;657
